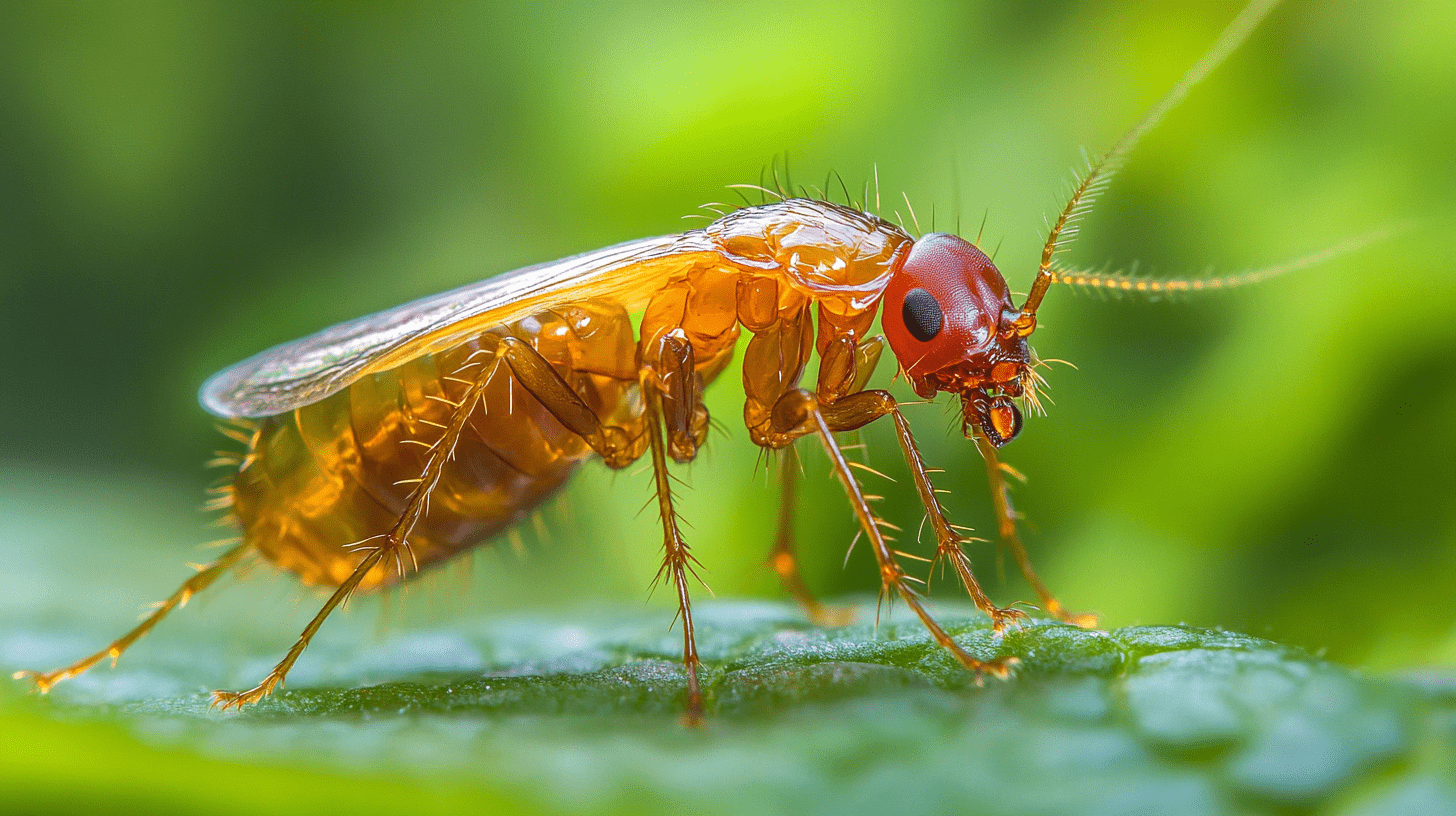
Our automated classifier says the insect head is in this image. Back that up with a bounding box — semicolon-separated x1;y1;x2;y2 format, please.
882;233;1037;448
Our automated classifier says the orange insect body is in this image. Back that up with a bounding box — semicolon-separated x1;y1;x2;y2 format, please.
18;0;1305;720
232;199;906;592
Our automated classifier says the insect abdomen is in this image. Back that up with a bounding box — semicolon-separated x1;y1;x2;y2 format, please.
231;307;637;591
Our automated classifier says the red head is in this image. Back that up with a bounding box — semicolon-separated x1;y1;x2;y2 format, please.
882;233;1032;447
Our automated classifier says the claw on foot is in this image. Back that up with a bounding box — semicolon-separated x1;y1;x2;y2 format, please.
210;679;279;711
987;605;1031;635
949;644;1019;684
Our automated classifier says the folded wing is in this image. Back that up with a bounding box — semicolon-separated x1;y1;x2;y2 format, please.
200;232;720;418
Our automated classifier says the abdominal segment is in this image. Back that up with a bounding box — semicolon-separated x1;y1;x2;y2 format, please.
230;305;638;592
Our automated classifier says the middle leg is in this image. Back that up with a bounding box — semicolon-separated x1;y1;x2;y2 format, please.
640;333;709;724
501;328;710;722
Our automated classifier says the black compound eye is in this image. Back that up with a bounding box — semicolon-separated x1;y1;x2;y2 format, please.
901;287;943;342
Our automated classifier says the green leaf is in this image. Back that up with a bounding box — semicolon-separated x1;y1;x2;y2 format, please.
6;603;1456;816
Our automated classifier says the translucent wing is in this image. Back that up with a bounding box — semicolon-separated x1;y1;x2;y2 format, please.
201;232;721;418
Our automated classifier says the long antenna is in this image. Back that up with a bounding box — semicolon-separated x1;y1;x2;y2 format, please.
1008;0;1280;337
1050;227;1398;298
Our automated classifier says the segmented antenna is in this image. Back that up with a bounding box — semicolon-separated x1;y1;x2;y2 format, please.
1053;227;1397;298
1009;0;1281;335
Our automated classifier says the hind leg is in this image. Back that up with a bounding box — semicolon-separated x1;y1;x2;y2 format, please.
14;542;250;692
213;356;498;709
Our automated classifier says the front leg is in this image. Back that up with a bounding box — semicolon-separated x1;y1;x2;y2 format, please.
816;388;1029;635
819;335;1028;633
740;305;844;621
767;388;1016;680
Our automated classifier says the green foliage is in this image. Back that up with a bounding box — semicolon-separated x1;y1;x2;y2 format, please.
6;603;1455;816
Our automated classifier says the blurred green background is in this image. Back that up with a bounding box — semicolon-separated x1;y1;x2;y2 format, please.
1;3;1454;809
4;0;1455;664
